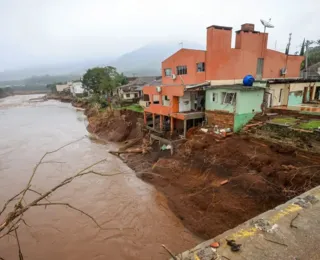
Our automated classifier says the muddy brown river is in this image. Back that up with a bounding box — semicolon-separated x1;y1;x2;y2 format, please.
0;95;200;259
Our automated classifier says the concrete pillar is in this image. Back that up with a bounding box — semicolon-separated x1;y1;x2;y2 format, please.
170;116;174;135
143;112;147;125
160;115;163;131
183;119;187;138
152;113;155;129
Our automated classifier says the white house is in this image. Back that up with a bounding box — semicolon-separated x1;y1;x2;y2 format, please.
56;82;71;93
117;76;161;101
70;81;85;96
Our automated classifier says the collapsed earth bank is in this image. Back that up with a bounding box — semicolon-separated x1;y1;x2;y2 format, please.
78;102;320;240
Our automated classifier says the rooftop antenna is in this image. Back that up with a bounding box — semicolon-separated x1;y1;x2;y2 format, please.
260;18;274;33
259;18;275;59
179;42;183;49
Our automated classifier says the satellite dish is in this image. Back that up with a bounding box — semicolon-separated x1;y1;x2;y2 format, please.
156;86;162;93
260;19;274;28
172;74;177;80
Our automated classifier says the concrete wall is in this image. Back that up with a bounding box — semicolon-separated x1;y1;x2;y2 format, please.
122;92;139;100
205;88;264;132
288;91;303;106
205;26;304;80
233;89;264;131
206;110;234;128
205;88;238;113
235;89;264;114
268;84;290;107
162;49;206;85
161;24;304;86
179;92;191;112
143;85;184;116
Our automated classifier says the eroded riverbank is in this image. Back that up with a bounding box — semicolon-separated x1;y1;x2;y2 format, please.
78;101;320;242
0;95;200;260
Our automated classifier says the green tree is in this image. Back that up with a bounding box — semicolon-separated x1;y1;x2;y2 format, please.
300;40;320;70
46;83;57;93
82;66;127;96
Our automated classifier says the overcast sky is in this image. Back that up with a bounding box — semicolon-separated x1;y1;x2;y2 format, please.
0;0;319;71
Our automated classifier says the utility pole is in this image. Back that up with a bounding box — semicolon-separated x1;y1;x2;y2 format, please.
305;40;312;79
284;33;292;78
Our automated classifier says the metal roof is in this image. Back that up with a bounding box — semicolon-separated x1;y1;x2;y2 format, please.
206;85;265;91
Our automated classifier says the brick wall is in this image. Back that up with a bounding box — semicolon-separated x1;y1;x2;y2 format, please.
206;110;234;129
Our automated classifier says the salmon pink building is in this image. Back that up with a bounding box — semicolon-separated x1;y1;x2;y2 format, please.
143;23;305;136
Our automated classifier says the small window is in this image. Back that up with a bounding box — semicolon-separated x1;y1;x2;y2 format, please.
153;94;160;104
221;92;236;105
177;65;187;75
212;93;216;102
126;94;130;98
143;94;150;101
134;93;138;98
197;62;205;72
164;68;172;77
164;95;170;101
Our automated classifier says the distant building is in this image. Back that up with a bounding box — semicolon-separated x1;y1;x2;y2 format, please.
70;81;85;96
56;82;71;93
117;76;161;105
254;79;320;107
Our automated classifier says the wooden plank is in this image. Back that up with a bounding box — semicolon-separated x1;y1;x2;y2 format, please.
145;125;163;134
150;134;172;145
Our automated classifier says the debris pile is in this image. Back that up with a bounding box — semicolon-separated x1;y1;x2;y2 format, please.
126;130;320;239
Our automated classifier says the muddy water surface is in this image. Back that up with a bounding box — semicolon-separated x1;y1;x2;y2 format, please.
0;95;200;260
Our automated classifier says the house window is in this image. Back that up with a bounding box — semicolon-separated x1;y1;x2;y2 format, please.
221;92;236;105
212;93;216;102
177;65;187;75
164;68;172;77
162;95;170;106
197;62;205;72
153;94;160;104
143;94;150;101
134;93;138;98
126;94;130;98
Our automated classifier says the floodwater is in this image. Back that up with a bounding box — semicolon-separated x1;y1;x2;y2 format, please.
0;95;200;259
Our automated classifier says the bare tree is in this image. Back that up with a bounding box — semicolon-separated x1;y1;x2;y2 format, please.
0;137;127;259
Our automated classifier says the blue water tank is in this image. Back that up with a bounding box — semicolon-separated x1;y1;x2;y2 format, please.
243;75;255;86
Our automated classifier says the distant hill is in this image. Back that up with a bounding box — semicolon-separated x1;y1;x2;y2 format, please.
0;74;82;90
110;41;205;76
0;57;113;82
0;41;204;81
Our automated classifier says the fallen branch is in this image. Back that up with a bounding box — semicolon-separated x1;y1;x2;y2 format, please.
264;237;288;247
0;137;129;259
14;229;23;260
162;244;178;260
32;203;104;229
118;138;142;151
18;137;85;205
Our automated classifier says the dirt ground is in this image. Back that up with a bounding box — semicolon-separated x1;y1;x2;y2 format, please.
82;105;320;240
86;108;143;142
124;131;320;239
